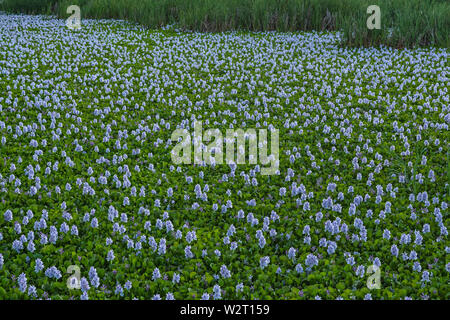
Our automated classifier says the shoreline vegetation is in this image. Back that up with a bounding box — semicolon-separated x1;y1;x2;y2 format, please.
0;0;449;48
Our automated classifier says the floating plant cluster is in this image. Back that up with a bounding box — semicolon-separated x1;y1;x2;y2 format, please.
0;14;448;300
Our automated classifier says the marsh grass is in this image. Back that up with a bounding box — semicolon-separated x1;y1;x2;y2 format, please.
1;0;448;48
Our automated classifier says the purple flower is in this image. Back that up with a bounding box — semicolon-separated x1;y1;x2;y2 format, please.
220;265;231;278
305;254;319;269
18;273;27;293
115;284;124;296
107;250;115;262
152;267;161;280
4;209;13;222
391;244;399;257
260;256;270;269
213;285;221;300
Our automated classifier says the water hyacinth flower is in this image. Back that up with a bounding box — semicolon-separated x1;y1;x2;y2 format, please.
391;245;399;257
172;273;180;284
12;239;23;252
71;225;79;236
107;249;115;262
115;284;124;297
45;266;62;279
213;285;222;300
80;277;90;292
4;209;13;222
287;247;296;260
152;268;161;281
166;292;175;300
35;259;44;273
91;218;99;228
27;285;37;298
18;273;27;293
201;293;210;300
185;246;194;259
260;256;270;269
89;267;100;288
220;265;231;278
305;254;319;269
421;271;431;282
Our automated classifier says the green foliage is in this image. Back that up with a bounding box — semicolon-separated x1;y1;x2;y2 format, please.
0;0;57;14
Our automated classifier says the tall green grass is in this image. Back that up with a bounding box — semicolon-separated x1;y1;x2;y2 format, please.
0;0;58;14
1;0;449;48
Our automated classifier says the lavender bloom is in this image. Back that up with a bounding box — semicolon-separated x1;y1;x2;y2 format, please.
4;209;13;222
220;265;231;278
201;293;210;300
413;262;422;272
166;292;175;300
115;284;124;296
356;265;365;278
391;244;399;257
12;239;23;252
260;256;270;269
71;225;79;236
213;285;221;300
288;247;296;260
305;254;319;269
158;238;167;255
107;250;115;262
152;268;161;280
35;259;44;273
373;257;381;267
327;241;337;255
185;246;194;259
90;218;99;228
80;277;90;292
45;266;62;279
18;273;27;293
89;267;100;288
27;241;35;253
186;231;197;243
27;285;37;298
421;271;431;282
172;273;180;284
14;222;21;234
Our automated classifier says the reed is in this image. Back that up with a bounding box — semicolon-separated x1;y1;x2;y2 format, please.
1;0;448;48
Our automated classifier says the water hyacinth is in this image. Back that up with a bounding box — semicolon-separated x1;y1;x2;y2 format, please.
0;12;447;301
17;273;27;293
305;254;319;269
